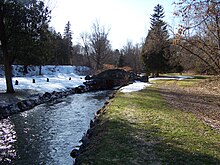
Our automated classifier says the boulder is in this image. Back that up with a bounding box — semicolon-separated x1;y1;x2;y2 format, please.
85;69;130;90
70;149;79;158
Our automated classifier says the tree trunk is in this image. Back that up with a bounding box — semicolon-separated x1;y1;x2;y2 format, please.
23;65;28;75
0;10;15;93
3;51;15;93
39;65;42;75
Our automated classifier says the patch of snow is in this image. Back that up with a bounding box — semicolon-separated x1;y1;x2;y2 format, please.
120;81;152;93
150;76;193;81
120;76;193;93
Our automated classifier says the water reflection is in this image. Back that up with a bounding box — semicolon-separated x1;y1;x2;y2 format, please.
0;91;111;165
0;119;17;164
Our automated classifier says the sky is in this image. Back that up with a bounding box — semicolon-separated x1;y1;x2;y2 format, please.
48;0;176;49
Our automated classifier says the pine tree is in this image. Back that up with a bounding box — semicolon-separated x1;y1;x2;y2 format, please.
142;4;170;77
62;21;73;64
64;21;73;47
0;0;51;93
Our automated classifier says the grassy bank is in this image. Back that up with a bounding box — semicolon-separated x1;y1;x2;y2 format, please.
75;77;220;164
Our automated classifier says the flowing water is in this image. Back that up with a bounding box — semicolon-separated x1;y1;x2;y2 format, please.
0;91;112;165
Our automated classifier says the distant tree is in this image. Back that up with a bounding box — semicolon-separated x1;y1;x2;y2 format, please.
52;32;64;65
0;0;51;93
173;0;220;74
122;41;143;72
142;4;170;77
80;32;92;67
116;52;125;68
63;21;73;64
71;44;85;66
89;20;111;70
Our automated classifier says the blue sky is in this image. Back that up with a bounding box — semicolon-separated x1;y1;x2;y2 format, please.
49;0;176;49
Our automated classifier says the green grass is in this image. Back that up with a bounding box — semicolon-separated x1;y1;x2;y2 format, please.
77;84;220;164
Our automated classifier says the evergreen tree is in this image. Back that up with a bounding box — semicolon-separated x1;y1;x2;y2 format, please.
0;0;51;93
142;4;170;77
63;21;73;64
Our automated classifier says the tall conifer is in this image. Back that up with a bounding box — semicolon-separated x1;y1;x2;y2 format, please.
142;4;170;77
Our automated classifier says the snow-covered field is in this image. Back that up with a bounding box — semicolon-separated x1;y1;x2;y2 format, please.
0;65;89;93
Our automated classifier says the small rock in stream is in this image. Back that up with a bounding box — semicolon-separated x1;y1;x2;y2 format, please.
70;149;79;158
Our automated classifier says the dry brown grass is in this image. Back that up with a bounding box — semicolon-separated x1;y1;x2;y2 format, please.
158;77;220;132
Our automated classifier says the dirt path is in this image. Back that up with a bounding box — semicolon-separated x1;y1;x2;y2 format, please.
159;78;220;132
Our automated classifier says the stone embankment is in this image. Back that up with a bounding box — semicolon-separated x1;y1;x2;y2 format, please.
71;91;116;164
0;85;88;119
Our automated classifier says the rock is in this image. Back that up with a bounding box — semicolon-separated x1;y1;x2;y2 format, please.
49;95;57;102
17;101;28;111
75;87;82;93
24;99;36;108
86;128;93;138
70;149;79;158
136;73;149;82
43;92;52;98
90;120;94;128
80;135;90;147
85;69;130;90
42;92;52;101
15;80;19;85
9;104;21;113
85;75;91;80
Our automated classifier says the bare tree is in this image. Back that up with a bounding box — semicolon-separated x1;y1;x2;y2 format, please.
122;41;143;72
89;20;111;70
174;0;220;74
80;32;92;67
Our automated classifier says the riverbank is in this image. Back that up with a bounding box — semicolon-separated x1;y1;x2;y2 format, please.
74;76;220;164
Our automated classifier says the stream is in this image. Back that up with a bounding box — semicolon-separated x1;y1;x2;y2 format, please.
0;90;112;165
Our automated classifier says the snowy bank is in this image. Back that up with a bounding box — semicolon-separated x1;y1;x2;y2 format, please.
0;65;90;93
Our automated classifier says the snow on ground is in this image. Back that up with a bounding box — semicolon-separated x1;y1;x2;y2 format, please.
120;76;193;93
0;65;89;93
120;81;152;93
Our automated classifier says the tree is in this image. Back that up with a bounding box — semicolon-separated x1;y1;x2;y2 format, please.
174;0;220;74
122;41;143;72
89;20;111;70
142;4;170;77
80;32;92;67
0;0;51;93
62;21;73;64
